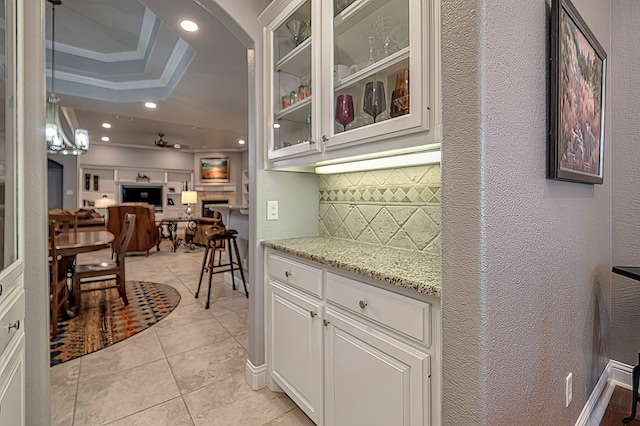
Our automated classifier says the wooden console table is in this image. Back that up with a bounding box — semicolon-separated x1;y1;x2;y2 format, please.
612;266;640;423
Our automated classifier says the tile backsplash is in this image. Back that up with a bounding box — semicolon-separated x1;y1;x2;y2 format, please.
318;164;441;254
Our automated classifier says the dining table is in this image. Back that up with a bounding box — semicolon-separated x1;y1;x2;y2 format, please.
54;230;115;257
50;230;115;316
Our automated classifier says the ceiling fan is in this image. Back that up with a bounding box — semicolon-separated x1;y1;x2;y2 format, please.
154;132;189;150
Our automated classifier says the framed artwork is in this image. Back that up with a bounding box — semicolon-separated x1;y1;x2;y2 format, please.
548;0;606;184
200;157;230;183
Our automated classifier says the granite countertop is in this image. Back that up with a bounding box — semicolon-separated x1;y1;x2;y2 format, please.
262;236;441;297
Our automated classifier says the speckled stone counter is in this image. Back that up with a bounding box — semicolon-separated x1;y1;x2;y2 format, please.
262;236;441;297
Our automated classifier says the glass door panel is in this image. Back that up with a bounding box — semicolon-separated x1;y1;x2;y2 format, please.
272;0;313;152
0;0;16;271
332;0;410;135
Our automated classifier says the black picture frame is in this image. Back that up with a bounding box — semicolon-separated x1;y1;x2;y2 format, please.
548;0;607;184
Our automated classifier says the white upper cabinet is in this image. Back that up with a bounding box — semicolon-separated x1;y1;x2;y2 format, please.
260;0;439;166
262;0;321;161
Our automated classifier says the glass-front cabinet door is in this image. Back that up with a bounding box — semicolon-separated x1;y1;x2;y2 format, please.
322;0;429;150
260;0;436;163
265;0;321;160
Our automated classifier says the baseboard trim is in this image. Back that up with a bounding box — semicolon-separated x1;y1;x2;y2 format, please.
245;359;266;390
575;360;634;426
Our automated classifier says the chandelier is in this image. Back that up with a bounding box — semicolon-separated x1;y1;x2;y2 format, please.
46;0;89;155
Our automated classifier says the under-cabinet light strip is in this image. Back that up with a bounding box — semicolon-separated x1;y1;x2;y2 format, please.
314;150;441;174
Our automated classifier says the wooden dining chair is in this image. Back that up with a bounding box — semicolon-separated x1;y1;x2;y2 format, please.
48;220;68;337
72;213;136;314
48;213;78;233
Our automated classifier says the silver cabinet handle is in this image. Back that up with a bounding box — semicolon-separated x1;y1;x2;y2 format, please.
0;284;3;297
8;320;19;331
310;311;317;318
359;300;368;309
323;319;330;327
284;271;291;278
322;135;329;142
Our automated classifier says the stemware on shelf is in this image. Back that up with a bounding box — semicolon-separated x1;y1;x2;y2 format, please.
363;81;386;123
286;18;309;46
335;94;355;131
390;69;409;118
346;85;374;131
371;15;401;57
366;36;376;66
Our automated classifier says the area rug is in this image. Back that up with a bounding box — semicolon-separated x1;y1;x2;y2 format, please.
50;281;180;366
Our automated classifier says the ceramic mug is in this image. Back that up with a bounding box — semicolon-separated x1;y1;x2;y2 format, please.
334;64;360;82
333;64;349;82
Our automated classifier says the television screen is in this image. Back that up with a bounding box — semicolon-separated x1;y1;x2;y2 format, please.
121;185;163;212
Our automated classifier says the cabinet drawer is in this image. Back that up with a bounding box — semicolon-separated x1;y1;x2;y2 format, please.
268;253;323;298
326;272;431;346
0;292;24;356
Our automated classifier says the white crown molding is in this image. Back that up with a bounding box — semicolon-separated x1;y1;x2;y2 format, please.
46;38;194;92
47;8;157;63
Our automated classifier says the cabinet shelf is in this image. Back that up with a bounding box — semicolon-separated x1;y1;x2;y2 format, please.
275;96;312;122
276;37;312;77
334;0;394;37
335;47;409;91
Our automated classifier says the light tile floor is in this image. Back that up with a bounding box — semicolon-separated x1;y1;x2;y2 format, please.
51;241;314;426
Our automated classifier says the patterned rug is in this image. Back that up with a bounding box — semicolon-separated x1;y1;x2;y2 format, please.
50;281;180;366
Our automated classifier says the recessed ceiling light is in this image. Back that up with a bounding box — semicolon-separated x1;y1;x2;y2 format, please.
101;136;110;142
180;20;198;32
238;139;246;145
144;102;157;109
101;122;111;129
273;123;281;129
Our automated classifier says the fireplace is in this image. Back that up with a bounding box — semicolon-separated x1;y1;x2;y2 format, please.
202;199;229;217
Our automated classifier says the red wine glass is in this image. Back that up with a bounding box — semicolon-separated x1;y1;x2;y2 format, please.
335;94;354;131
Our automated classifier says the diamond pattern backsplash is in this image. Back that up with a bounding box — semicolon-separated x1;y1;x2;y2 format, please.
318;164;441;254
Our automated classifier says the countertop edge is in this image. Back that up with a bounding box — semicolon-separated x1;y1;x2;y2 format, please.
263;239;441;298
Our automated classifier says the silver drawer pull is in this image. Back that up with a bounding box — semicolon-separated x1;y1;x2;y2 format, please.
8;320;19;331
323;319;330;327
309;311;317;318
284;271;291;278
358;300;368;309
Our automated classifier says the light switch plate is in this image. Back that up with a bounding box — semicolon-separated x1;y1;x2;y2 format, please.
267;200;278;221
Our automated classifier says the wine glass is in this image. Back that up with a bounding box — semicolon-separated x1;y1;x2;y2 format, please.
335;94;354;132
390;70;409;118
286;19;309;46
366;36;376;66
346;86;373;131
363;81;386;123
371;15;400;57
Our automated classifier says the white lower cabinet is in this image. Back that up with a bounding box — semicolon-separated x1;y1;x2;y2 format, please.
268;280;324;425
0;336;24;426
324;308;430;426
267;251;437;426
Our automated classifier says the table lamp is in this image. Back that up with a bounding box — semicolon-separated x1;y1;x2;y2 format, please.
181;190;198;218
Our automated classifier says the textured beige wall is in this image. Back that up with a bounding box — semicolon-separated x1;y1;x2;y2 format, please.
611;1;640;366
318;165;441;254
441;0;611;424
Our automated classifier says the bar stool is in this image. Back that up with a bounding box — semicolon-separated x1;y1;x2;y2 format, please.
195;227;249;309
